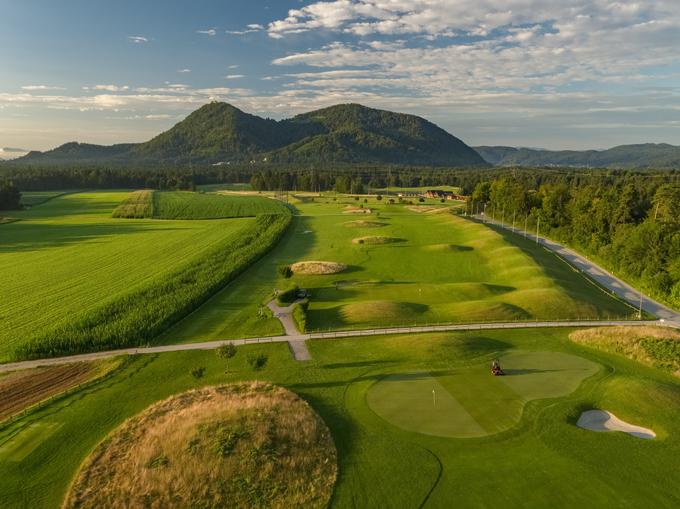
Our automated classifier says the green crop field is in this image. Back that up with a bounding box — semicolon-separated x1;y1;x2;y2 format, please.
2;328;678;508
162;194;633;344
152;190;287;219
0;191;290;361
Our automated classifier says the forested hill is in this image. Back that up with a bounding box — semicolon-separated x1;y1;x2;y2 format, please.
13;102;487;168
474;143;680;169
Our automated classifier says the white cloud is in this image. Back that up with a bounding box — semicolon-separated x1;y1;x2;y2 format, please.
225;74;245;79
226;24;264;35
197;28;217;36
83;84;129;92
178;69;191;73
128;36;148;44
21;85;65;91
228;64;240;69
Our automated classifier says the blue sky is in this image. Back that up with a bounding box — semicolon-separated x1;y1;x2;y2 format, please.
1;0;679;154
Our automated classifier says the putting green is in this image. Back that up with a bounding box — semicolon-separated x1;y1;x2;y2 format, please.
366;351;599;438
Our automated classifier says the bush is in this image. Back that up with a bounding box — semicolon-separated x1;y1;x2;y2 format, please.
191;367;206;379
216;343;237;360
277;285;299;305
293;301;308;333
376;194;383;201
278;265;293;279
247;354;268;370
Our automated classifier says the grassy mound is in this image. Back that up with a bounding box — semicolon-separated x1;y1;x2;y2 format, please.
291;261;347;275
341;301;428;323
352;236;404;245
570;326;680;376
343;220;387;228
423;243;473;252
63;383;337;509
342;206;371;215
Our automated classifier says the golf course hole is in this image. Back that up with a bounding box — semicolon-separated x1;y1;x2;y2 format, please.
291;261;347;275
63;383;337;509
343;220;387;228
576;410;656;439
366;351;599;438
352;236;405;245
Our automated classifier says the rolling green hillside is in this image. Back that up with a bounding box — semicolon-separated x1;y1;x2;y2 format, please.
475;143;680;168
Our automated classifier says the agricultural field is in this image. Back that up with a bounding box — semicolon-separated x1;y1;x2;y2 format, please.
0;191;290;361
163;194;633;343
153;190;288;219
2;328;678;508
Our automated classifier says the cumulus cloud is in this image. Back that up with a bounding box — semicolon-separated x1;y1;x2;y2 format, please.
83;85;130;92
226;23;264;35
178;69;191;73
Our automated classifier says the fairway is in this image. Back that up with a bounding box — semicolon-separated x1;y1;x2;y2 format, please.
0;192;263;360
367;351;600;437
165;194;633;344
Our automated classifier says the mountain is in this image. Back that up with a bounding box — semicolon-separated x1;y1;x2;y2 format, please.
474;143;680;169
13;102;487;168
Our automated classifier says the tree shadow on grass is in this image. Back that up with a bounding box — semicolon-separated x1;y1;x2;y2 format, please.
501;368;565;376
0;222;189;253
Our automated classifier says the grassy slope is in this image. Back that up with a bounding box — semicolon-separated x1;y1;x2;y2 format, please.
1;329;679;508
0;192;255;361
163;195;631;344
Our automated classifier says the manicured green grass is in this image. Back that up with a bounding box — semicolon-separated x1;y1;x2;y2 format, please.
19;191;70;207
168;195;633;343
367;351;599;437
152;190;287;219
0;191;290;360
2;328;679;508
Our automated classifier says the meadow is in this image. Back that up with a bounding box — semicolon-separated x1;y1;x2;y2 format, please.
0;191;290;360
1;328;678;508
163;194;633;343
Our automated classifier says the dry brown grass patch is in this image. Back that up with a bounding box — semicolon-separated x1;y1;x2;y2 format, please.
63;383;337;509
352;236;403;245
291;261;347;275
342;206;371;214
570;326;680;376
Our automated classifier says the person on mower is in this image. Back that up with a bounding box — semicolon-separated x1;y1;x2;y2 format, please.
491;359;504;376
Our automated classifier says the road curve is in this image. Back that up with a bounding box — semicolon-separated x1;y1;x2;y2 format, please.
0;319;670;373
473;215;680;325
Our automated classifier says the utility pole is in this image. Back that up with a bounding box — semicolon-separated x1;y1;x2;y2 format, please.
501;205;505;227
639;291;643;319
536;216;540;244
524;215;528;238
512;210;516;232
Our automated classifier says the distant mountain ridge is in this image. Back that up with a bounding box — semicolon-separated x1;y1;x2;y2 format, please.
474;144;680;169
13;102;487;167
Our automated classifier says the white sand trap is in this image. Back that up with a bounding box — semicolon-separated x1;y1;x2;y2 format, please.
577;410;655;439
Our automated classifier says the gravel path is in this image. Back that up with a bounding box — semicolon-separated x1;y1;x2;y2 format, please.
267;299;312;360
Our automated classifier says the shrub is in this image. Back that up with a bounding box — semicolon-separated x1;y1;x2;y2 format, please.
376;194;383;201
191;367;206;379
293;301;308;333
216;344;237;361
247;354;268;370
277;285;299;305
278;265;293;278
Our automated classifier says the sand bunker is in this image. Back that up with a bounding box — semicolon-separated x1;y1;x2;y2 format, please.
352;236;403;245
291;261;347;275
343;220;386;228
577;410;655;439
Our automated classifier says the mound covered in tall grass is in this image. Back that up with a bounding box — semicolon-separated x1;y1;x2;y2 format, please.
63;383;337;509
153;191;287;219
16;212;292;359
570;326;680;376
111;190;154;218
352;236;404;245
343;220;387;228
291;261;347;275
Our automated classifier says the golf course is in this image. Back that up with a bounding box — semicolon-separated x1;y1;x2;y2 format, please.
1;189;678;508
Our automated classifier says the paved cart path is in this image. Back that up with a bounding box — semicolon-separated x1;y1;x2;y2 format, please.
1;320;672;373
267;299;311;360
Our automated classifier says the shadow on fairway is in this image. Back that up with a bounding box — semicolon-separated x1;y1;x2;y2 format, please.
502;368;565;376
320;360;397;370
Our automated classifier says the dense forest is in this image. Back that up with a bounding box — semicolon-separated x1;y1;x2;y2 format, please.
0;180;21;210
468;175;680;309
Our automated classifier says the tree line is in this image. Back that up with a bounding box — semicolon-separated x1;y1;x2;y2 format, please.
0;180;21;210
468;174;680;309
